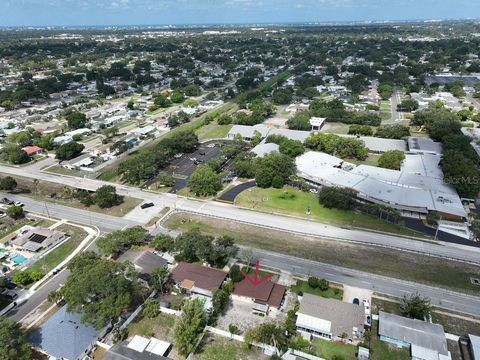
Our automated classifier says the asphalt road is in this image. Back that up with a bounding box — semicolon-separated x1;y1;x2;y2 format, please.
2;166;480;266
250;247;480;317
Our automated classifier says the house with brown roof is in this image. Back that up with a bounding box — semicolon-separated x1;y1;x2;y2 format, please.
232;278;286;314
170;262;227;297
22;145;44;156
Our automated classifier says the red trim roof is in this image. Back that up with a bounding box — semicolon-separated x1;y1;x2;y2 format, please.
22;146;42;155
233;278;286;308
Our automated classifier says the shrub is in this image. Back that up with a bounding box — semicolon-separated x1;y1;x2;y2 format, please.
307;277;319;288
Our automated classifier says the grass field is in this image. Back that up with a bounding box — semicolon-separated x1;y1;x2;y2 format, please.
310;338;357;360
195;121;233;141
348;154;381;167
128;311;176;339
379;100;392;121
164;213;480;294
193;334;267;360
291;280;343;300
235;186;425;237
28;224;87;273
320;122;350;134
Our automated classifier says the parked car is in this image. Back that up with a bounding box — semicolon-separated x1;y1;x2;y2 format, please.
140;202;154;209
309;188;319;194
0;211;6;218
14;201;24;207
353;298;360;305
363;299;371;315
1;198;14;205
189;157;197;161
199;151;206;156
1;289;18;300
174;153;183;159
207;143;216;148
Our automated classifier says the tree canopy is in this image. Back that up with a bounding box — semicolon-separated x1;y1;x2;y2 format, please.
61;252;140;329
0;317;32;360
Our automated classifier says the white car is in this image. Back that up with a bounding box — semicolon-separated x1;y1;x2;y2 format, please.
174;153;183;159
207;143;216;148
14;201;24;207
363;299;371;315
309;188;319;194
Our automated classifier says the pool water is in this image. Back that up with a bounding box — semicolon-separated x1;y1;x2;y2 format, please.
11;254;28;265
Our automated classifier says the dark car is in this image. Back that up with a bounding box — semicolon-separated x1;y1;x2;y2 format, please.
1;198;13;205
353;298;360;305
140;202;154;209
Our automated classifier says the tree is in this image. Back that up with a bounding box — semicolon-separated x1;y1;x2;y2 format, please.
0;176;17;191
378;150;405;170
150;234;175;252
255;152;296;188
244;323;287;356
229;264;244;283
375;125;410;139
0;317;32;360
188;165;222;196
6;205;23;219
170;91;185;103
3;145;30;164
397;98;419;112
279;139;304;157
55;141;84;160
94;185;123;208
61;252;140;328
48;290;63;305
400;293;432;320
348;125;373;136
307;277;319;288
286;111;311;131
318;187;356;210
97;226;147;257
318;279;330;291
65;111;87;129
150;267;169;293
272;88;293;105
142;299;160;319
377;83;393;100
174;298;206;356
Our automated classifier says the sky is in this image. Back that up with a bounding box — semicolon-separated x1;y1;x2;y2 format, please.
1;0;479;27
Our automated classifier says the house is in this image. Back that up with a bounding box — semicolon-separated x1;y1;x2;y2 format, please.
407;137;443;156
10;227;66;252
232;278;286;314
62;153;94;170
132;125;156;137
295;293;365;342
29;305;109;360
104;335;172;360
378;311;451;360
53;135;73;145
22;145;43;156
170;262;227;297
117;250;168;282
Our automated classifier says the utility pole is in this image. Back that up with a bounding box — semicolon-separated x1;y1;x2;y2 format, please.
44;201;51;218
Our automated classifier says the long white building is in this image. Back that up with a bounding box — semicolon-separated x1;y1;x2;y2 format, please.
296;151;467;221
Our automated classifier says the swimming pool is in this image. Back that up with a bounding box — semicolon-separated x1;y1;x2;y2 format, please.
11;254;28;265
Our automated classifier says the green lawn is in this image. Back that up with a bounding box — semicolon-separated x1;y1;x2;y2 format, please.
379;100;392;121
235;186;425;237
310;338;357;360
28;225;87;273
321;122;350;134
291;280;343;300
127;311;177;341
193;334;266;360
348;154;381;167
29;194;142;217
195;121;233;141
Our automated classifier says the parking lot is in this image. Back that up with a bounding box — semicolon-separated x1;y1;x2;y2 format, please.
166;139;231;193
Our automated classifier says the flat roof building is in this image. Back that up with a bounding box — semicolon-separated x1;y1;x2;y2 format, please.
296;151;466;220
